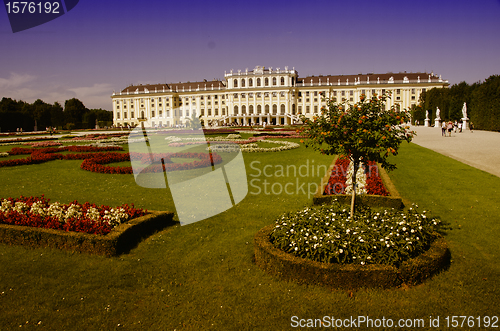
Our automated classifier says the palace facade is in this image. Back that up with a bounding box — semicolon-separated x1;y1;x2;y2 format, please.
111;66;449;128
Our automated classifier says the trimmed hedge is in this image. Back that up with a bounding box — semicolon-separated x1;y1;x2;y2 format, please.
0;211;175;256
313;156;406;209
254;224;450;289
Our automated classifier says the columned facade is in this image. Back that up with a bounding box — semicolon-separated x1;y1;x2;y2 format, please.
111;66;449;128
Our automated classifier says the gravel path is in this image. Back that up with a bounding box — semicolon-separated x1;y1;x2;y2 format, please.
410;126;500;178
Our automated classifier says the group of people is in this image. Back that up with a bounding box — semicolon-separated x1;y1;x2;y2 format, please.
441;120;474;136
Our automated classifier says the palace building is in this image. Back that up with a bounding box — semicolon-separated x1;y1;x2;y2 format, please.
111;66;449;128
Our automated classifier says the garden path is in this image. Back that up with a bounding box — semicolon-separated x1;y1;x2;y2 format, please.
411;125;500;178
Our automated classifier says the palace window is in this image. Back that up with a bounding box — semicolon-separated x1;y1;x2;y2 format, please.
257;78;261;86
257;92;261;98
233;93;238;98
396;89;401;94
350;90;353;96
242;105;246;114
272;92;277;97
116;112;120;119
265;105;269;113
241;93;246;98
234;79;238;87
249;105;254;114
314;106;318;113
333;91;337;96
265;78;269;86
241;79;246;87
234;105;238;115
159;110;162;117
412;88;416;94
306;106;310;113
314;91;318;96
249;78;253;87
257;105;262;114
272;77;277;85
152;111;155;117
124;112;128;119
131;112;134;118
280;91;285;97
281;77;285;85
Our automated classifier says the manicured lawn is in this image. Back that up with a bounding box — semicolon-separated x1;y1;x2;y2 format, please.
0;139;499;330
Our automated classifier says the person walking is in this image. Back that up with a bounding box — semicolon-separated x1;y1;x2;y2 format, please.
470;122;474;133
447;121;453;137
441;121;447;137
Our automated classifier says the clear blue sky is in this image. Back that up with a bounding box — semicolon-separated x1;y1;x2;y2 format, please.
1;0;499;110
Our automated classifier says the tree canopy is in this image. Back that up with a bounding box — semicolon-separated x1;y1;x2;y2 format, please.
300;93;414;217
0;97;112;132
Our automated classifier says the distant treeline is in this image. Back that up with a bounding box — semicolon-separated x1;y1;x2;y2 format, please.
0;97;112;132
412;75;500;131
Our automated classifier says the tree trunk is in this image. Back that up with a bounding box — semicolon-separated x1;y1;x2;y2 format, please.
350;159;359;218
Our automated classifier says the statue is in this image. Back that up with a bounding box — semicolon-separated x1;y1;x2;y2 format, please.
425;110;429;120
435;108;441;128
462;102;467;119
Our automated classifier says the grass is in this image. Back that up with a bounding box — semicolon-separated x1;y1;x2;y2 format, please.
0;139;499;330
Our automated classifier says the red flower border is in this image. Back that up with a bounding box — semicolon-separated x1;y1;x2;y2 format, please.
0;195;147;235
323;158;389;196
0;146;223;175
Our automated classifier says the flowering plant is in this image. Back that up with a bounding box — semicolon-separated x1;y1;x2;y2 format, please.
0;196;147;235
324;157;389;196
300;93;414;217
270;201;441;266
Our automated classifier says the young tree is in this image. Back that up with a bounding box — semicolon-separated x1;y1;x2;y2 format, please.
300;93;414;217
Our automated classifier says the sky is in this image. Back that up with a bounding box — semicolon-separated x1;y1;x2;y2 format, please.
1;0;499;110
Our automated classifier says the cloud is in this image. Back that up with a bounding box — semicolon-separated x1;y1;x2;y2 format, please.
0;72;37;89
0;73;113;110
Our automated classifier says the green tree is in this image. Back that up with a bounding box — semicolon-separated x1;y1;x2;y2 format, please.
186;112;203;130
64;98;87;128
300;93;414;217
470;75;500;131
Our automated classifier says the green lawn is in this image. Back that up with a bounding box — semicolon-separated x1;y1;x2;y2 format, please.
0;140;499;330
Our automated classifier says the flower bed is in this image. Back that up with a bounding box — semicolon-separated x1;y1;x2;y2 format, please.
0;145;222;175
254;201;450;288
0;209;175;256
323;157;390;196
314;156;403;209
168;134;302;152
0;196;147;235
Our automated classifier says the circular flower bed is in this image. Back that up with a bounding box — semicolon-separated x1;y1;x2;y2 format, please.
254;201;450;288
270;202;441;266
